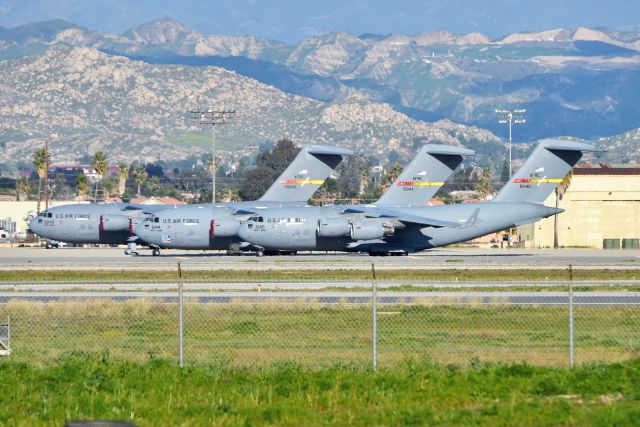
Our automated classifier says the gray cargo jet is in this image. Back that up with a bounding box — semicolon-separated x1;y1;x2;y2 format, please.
237;139;596;255
29;145;352;255
133;144;475;255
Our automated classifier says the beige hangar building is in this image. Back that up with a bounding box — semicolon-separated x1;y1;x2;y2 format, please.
515;164;640;249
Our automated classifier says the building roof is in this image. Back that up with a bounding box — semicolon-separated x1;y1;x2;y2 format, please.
574;163;640;176
129;197;186;205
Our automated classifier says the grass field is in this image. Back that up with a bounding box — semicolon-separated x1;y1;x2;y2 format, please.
1;354;640;426
1;268;639;282
3;299;638;368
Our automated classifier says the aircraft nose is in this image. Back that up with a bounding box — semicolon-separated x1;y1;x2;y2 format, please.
29;216;41;233
237;222;251;241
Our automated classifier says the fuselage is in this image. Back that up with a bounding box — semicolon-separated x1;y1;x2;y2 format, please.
29;203;136;244
132;201;309;250
237;202;562;253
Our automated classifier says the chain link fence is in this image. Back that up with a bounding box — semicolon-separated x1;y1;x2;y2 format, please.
0;282;638;368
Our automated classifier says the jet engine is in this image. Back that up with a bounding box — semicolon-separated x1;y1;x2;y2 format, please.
100;214;130;231
210;218;240;238
350;221;394;240
317;218;351;237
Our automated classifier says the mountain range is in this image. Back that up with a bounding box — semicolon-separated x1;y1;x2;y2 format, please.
0;18;639;172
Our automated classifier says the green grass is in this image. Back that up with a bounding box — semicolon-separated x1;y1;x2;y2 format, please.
1;353;640;426
3;300;638;367
1;268;639;282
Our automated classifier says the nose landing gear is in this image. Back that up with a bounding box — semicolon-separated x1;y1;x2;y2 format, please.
124;242;139;256
152;247;161;257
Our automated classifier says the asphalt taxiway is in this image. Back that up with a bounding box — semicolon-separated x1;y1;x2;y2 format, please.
1;246;639;271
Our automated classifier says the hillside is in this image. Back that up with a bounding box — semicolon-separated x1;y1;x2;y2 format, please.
0;46;499;173
1;19;640;143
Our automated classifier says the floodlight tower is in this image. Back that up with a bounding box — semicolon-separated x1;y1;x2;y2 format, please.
495;108;526;178
190;109;235;203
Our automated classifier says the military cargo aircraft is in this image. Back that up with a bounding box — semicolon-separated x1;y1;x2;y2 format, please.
133;144;475;255
237;139;596;255
29;145;353;255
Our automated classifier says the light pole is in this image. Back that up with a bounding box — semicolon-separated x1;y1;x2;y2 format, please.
190;110;235;203
495;108;526;178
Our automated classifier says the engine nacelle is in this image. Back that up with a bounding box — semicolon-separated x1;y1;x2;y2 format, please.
100;214;130;232
317;218;351;237
350;221;394;240
210;217;240;238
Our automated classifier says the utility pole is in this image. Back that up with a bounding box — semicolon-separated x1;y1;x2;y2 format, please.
495;109;526;178
190;110;235;203
44;139;50;210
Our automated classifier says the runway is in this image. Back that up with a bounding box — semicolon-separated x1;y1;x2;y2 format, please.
1;290;639;305
1;247;640;270
1;280;639;291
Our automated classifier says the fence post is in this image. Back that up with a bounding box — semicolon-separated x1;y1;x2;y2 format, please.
371;263;377;371
178;262;184;368
568;264;574;368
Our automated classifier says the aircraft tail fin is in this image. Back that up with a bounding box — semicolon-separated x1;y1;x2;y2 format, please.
259;145;353;202
492;139;598;204
375;144;474;206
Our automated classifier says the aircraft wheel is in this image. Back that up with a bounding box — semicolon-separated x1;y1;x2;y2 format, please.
256;249;264;257
45;242;52;249
152;248;160;257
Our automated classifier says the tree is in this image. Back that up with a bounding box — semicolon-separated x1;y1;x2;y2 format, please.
91;151;108;198
133;166;148;196
145;176;160;195
118;162;129;196
16;176;30;201
379;162;403;194
239;167;278;201
553;170;573;249
500;159;510;186
238;139;301;200
256;139;300;173
336;156;368;200
76;173;90;197
101;175;119;198
32;148;49;212
475;167;493;199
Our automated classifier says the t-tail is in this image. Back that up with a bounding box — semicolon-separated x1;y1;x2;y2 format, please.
375;144;474;206
492;139;597;204
259;145;353;202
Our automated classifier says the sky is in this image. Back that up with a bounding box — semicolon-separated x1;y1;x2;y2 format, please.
1;0;639;42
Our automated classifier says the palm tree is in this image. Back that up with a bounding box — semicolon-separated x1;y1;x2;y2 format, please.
118;162;129;196
475;167;493;199
553;170;573;249
133;166;148;196
92;151;108;198
76;173;90;197
32;148;49;212
16;176;30;201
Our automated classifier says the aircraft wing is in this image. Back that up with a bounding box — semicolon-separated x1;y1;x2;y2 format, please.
341;206;462;228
